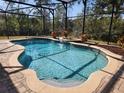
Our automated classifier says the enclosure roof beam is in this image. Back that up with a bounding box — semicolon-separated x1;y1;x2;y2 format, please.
0;10;42;17
40;3;62;6
4;0;54;10
7;6;32;11
57;0;78;3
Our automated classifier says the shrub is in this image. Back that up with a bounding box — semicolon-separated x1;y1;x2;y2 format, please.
81;34;88;42
117;36;124;48
51;31;57;39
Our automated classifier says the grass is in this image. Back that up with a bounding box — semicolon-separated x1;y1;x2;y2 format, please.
0;36;27;40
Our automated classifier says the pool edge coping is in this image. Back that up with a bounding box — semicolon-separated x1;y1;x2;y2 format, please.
8;38;124;93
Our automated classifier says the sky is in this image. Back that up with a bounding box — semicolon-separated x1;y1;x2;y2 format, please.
0;0;83;17
52;0;83;17
0;0;123;19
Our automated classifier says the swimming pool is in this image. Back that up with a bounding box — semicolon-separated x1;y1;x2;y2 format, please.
13;39;108;86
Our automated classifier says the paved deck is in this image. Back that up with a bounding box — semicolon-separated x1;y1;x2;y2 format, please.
0;40;124;93
0;41;36;93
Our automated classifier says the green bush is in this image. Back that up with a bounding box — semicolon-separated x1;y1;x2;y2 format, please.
117;36;124;48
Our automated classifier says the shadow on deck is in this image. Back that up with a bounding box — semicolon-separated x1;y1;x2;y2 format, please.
94;64;124;93
0;63;25;93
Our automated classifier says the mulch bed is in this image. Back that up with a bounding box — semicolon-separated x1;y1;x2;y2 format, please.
97;45;124;57
72;41;124;57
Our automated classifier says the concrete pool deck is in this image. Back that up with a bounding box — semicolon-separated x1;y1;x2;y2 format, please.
0;38;124;93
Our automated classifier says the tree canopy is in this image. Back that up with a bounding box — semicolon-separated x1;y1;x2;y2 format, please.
0;0;123;42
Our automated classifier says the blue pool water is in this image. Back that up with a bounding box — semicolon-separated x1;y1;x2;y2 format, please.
13;39;108;84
